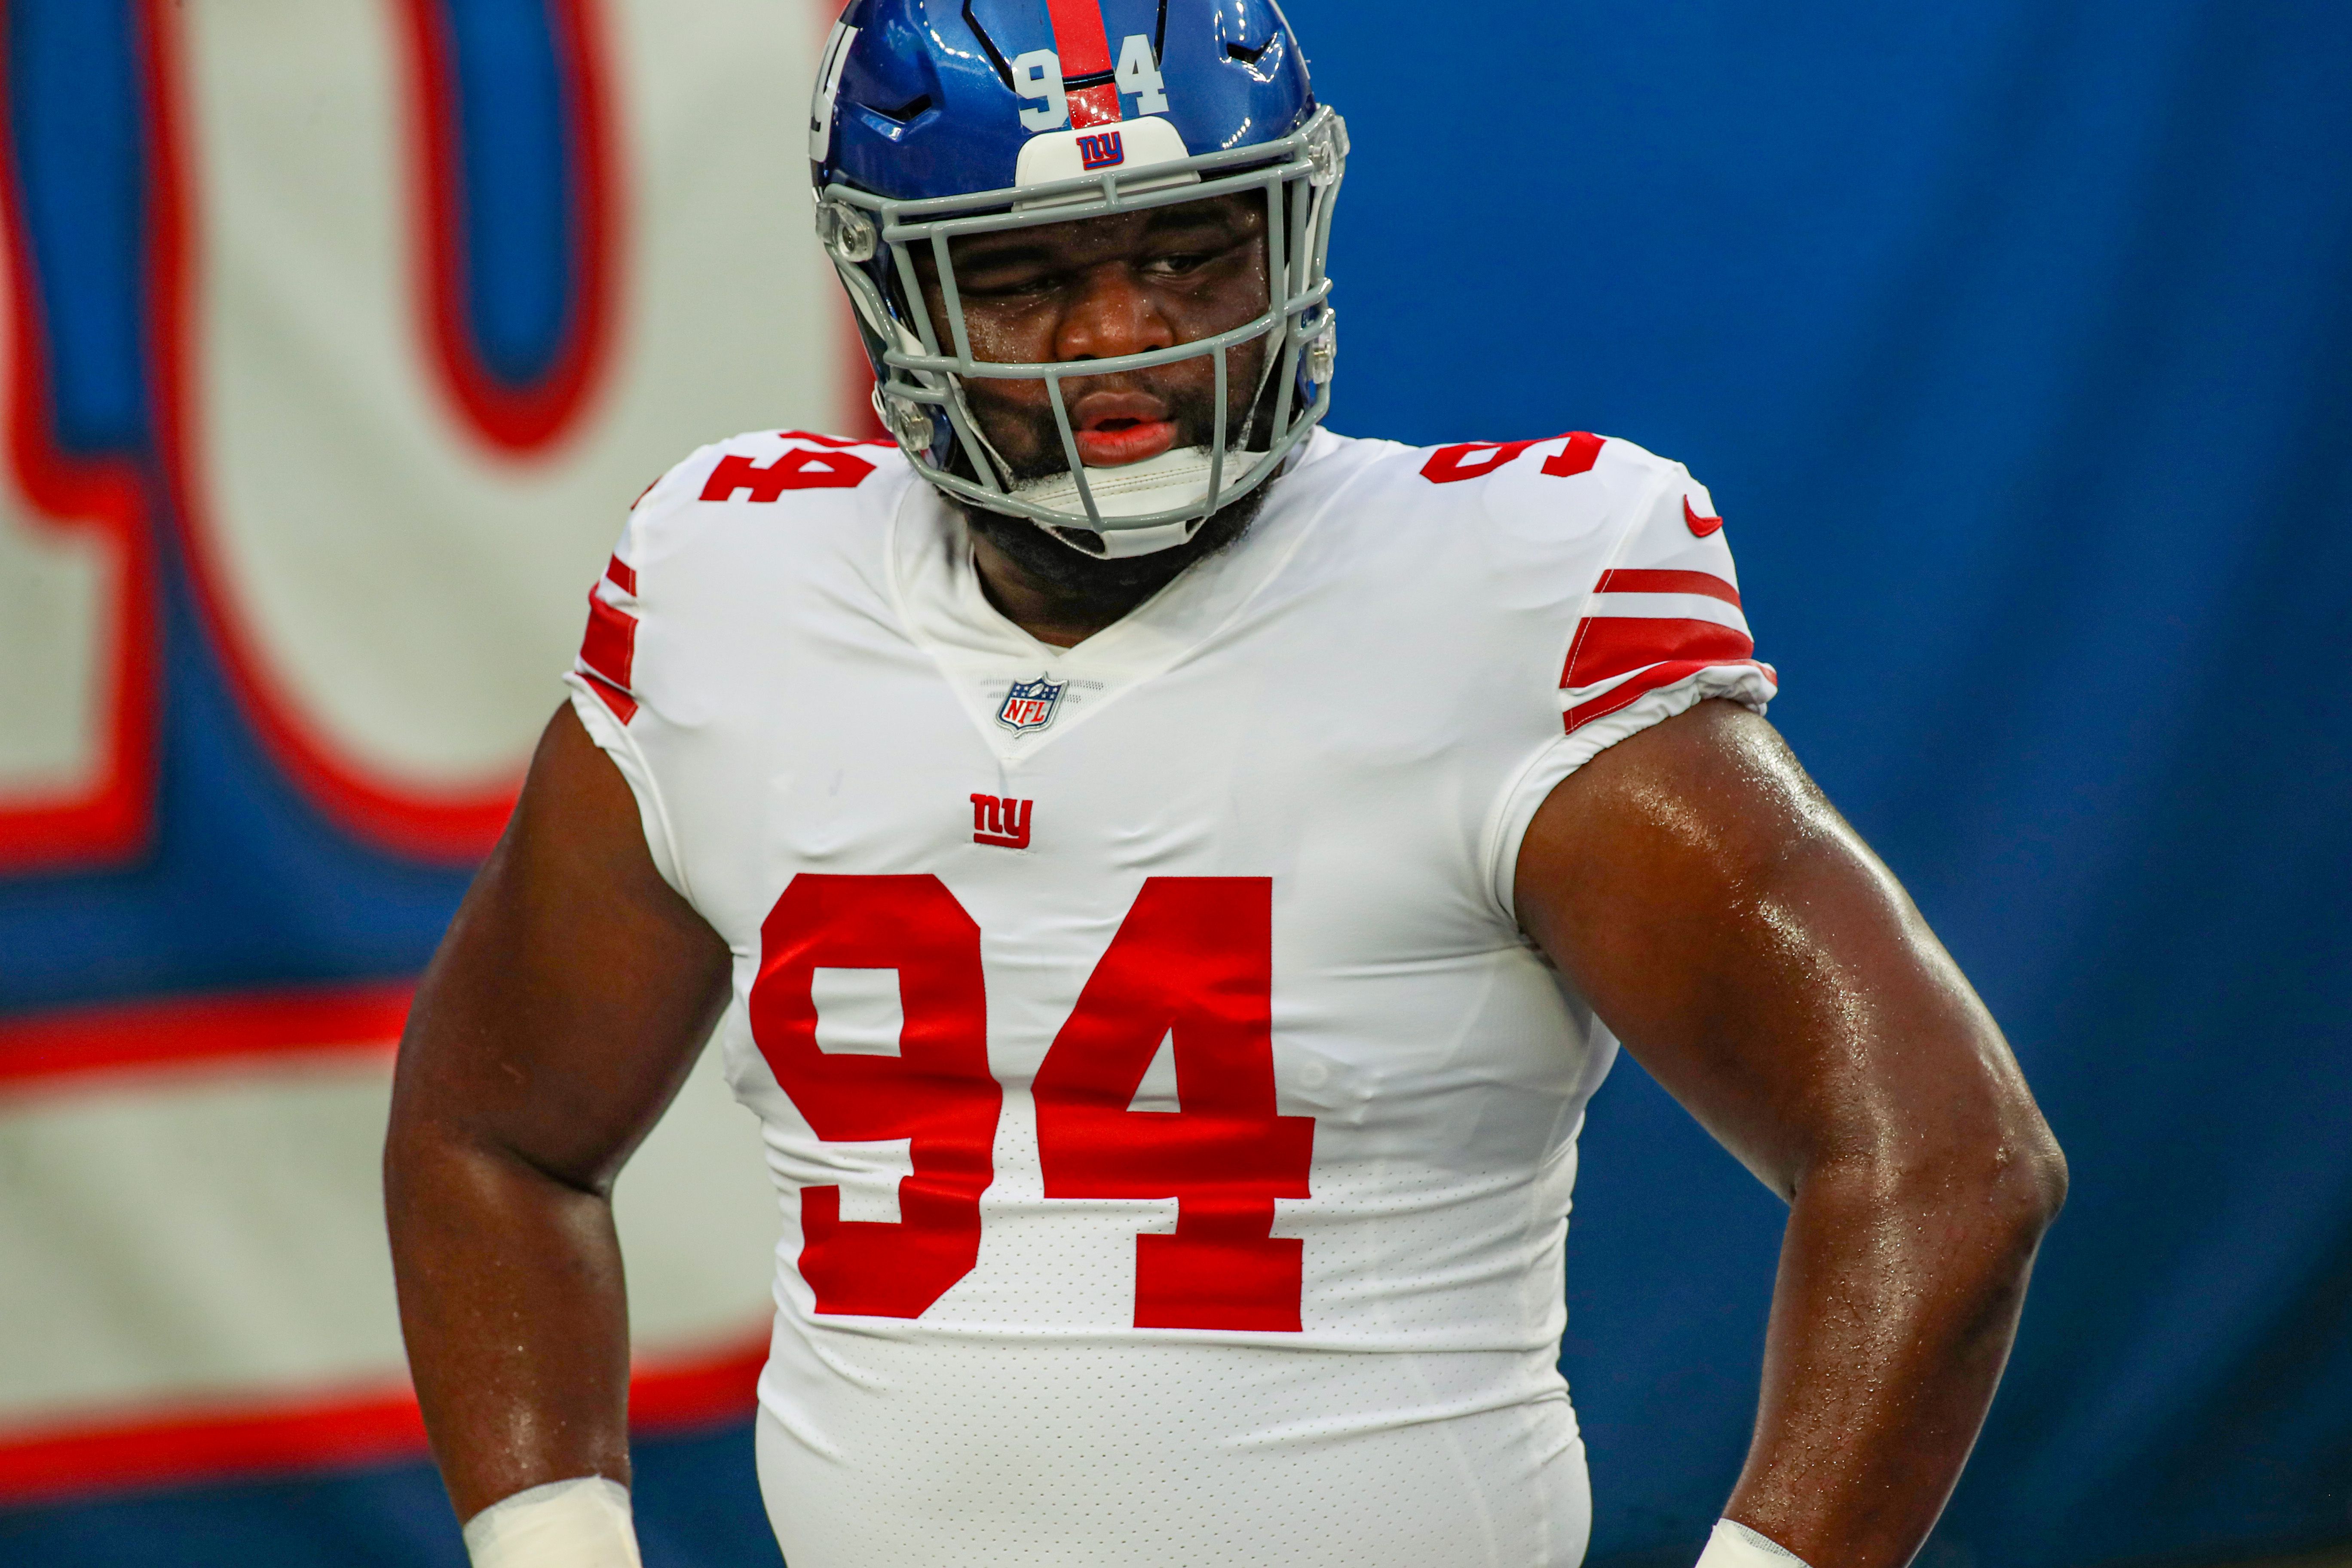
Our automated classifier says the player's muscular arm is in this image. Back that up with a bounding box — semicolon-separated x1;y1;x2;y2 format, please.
385;706;732;1523
1515;700;2066;1568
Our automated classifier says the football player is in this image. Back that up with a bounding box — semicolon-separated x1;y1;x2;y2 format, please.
386;3;2066;1565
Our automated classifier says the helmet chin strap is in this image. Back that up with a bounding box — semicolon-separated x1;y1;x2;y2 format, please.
1014;445;1220;557
1047;518;1200;558
1013;352;1282;560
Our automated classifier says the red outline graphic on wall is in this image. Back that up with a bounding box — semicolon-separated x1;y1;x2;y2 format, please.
0;983;413;1093
0;1341;766;1508
0;983;768;1504
398;0;622;454
141;0;625;861
0;21;160;874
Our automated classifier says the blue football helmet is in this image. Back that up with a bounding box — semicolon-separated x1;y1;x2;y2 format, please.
808;0;1346;556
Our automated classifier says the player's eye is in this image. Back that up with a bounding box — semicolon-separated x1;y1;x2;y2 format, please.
958;265;1063;299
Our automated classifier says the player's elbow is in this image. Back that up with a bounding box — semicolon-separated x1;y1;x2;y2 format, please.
1997;1104;2068;1239
1898;1093;2068;1256
1969;1053;2069;1238
1812;1078;2067;1256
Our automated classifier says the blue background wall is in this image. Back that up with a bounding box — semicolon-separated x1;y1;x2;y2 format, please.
3;0;2348;1563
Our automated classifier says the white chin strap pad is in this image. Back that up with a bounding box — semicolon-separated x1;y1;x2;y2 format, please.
1694;1519;1813;1568
462;1476;643;1568
1014;446;1223;558
1072;519;1201;559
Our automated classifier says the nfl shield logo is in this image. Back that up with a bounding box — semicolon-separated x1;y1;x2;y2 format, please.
996;674;1066;733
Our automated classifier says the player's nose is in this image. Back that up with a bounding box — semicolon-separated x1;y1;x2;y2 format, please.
1054;262;1175;364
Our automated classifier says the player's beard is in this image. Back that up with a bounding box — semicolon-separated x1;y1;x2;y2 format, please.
946;371;1283;616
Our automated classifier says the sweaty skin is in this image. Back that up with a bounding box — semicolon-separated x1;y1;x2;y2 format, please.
386;197;2064;1564
914;193;1274;642
916;193;1271;478
1515;703;2064;1564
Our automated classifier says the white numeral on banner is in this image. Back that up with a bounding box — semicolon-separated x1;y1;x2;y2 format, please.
170;0;840;858
1116;34;1168;114
0;493;111;804
1013;49;1069;131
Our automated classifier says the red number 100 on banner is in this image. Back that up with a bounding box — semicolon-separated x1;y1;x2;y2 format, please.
748;876;1313;1332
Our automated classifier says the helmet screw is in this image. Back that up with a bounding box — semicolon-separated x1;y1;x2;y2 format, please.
821;203;878;263
1306;314;1338;383
873;387;934;449
1307;131;1339;188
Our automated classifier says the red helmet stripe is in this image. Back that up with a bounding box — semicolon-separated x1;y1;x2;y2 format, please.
1041;0;1117;76
1068;85;1123;126
1041;0;1124;126
1049;0;1119;76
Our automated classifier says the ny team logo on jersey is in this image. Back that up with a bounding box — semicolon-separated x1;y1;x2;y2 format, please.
996;674;1066;733
970;793;1034;849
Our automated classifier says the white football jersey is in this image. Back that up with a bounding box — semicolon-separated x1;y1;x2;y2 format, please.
564;426;1775;1568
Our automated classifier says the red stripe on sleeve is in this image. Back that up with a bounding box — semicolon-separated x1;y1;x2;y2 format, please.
1592;568;1740;606
1562;616;1755;689
1565;658;1770;733
1041;0;1116;74
604;554;637;595
580;588;640;722
583;672;638;724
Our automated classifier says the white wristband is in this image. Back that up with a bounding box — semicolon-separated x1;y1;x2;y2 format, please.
1695;1518;1813;1568
462;1476;643;1568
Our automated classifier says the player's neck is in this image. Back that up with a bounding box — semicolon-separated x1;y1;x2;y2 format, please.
957;480;1274;647
967;530;1156;647
962;511;1225;646
950;430;1289;644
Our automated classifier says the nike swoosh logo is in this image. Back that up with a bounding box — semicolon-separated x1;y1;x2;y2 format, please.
1684;497;1724;537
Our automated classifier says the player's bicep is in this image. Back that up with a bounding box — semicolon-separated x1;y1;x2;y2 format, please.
390;703;732;1192
1512;699;2034;1198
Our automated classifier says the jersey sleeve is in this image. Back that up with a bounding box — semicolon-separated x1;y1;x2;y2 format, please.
556;429;909;913
1486;462;1779;917
557;449;713;902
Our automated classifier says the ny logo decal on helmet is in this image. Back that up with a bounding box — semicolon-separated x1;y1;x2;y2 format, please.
1076;131;1126;171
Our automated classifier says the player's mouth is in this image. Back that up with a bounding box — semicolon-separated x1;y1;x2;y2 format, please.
1069;394;1177;467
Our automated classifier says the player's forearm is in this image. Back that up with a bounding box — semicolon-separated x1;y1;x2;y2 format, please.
386;1124;635;1522
1723;1144;2062;1566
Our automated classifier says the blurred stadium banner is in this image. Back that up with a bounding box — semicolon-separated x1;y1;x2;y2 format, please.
0;0;840;1530
5;0;2351;1565
153;0;844;860
0;88;153;873
0;985;772;1505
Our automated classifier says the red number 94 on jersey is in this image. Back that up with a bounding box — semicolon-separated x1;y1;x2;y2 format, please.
749;876;1315;1332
